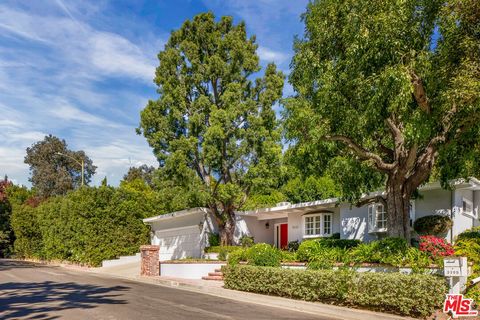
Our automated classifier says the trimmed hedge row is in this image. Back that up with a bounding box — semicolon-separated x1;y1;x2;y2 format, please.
11;186;151;266
223;265;447;317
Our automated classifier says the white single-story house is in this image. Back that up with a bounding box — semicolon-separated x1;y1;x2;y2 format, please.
143;179;480;261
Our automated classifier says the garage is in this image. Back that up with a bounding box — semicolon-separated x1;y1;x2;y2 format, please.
155;226;202;261
143;207;213;261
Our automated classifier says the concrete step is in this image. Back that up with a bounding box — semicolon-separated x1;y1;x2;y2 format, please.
214;268;223;273
208;272;223;277
202;275;224;281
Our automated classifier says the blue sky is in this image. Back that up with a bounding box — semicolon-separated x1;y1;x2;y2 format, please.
0;0;308;186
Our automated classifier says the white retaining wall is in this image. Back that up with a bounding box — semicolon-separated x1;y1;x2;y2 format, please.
160;263;226;279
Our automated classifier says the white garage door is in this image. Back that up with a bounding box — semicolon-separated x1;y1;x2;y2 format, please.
155;226;202;261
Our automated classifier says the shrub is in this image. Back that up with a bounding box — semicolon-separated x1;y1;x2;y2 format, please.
307;247;349;270
208;233;220;247
240;235;254;247
280;250;296;262
297;238;361;262
296;239;323;262
349;238;409;265
217;246;242;261
329;232;341;239
223;265;447;317
287;240;300;252
227;248;247;266
419;235;454;258
318;238;361;249
246;243;281;267
456;227;480;241
413;215;453;236
455;238;480;302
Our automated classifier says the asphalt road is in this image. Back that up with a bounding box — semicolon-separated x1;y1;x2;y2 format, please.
0;259;334;320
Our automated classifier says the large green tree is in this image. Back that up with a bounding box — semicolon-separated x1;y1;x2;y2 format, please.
25;135;96;197
138;13;284;244
122;165;157;188
285;0;480;239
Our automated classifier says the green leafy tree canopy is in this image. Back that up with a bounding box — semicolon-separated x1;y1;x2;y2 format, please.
138;12;284;244
24;135;96;197
285;0;480;239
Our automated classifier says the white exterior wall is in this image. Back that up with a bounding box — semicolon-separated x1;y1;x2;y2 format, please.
234;215;282;245
287;208;340;243
474;191;480;228
339;204;376;242
452;189;476;239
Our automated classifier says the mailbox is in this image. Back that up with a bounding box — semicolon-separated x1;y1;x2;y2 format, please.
444;257;468;277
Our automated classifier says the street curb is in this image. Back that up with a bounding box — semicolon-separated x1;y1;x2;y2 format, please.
138;277;413;320
83;270;414;320
25;260;413;320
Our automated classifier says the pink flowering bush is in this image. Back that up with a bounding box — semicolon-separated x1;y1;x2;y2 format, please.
419;235;454;258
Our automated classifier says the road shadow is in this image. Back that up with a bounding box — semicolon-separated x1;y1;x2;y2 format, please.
0;280;129;319
0;259;43;272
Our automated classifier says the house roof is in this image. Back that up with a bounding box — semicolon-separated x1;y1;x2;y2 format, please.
237;178;480;220
142;207;208;224
142;178;480;223
237;197;339;220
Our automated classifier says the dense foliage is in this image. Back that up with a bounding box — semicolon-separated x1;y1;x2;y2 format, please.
24;135;96;197
11;184;154;266
223;265;447;317
138;12;284;244
413;215;453;236
455;227;480;302
285;0;480;239
245;243;281;267
122;165;157;188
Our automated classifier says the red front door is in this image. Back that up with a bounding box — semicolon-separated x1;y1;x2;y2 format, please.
280;223;288;249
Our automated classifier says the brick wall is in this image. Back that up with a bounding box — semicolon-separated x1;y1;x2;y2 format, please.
140;245;159;276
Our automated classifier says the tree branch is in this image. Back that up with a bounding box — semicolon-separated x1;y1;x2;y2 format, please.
356;195;387;208
410;71;430;114
325;135;395;172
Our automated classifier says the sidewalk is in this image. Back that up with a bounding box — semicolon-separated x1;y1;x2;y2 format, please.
89;261;412;320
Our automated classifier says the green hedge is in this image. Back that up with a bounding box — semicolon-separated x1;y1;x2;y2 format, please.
223;265;447;317
11;186;151;266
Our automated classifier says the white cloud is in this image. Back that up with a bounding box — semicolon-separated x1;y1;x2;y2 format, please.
0;5;156;83
0;4;160;186
89;32;155;82
257;46;289;64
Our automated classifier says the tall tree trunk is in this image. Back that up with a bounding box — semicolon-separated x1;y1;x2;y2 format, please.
213;207;236;246
385;175;412;241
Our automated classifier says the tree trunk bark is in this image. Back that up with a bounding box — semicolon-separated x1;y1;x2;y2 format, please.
385;176;412;241
216;208;236;246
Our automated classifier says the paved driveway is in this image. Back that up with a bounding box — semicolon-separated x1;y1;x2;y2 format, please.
0;259;334;320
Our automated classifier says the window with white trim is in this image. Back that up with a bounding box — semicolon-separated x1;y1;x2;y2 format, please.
462;198;475;218
368;203;387;232
303;212;333;237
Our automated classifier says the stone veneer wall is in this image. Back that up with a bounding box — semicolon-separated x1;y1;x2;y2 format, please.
140;245;159;276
